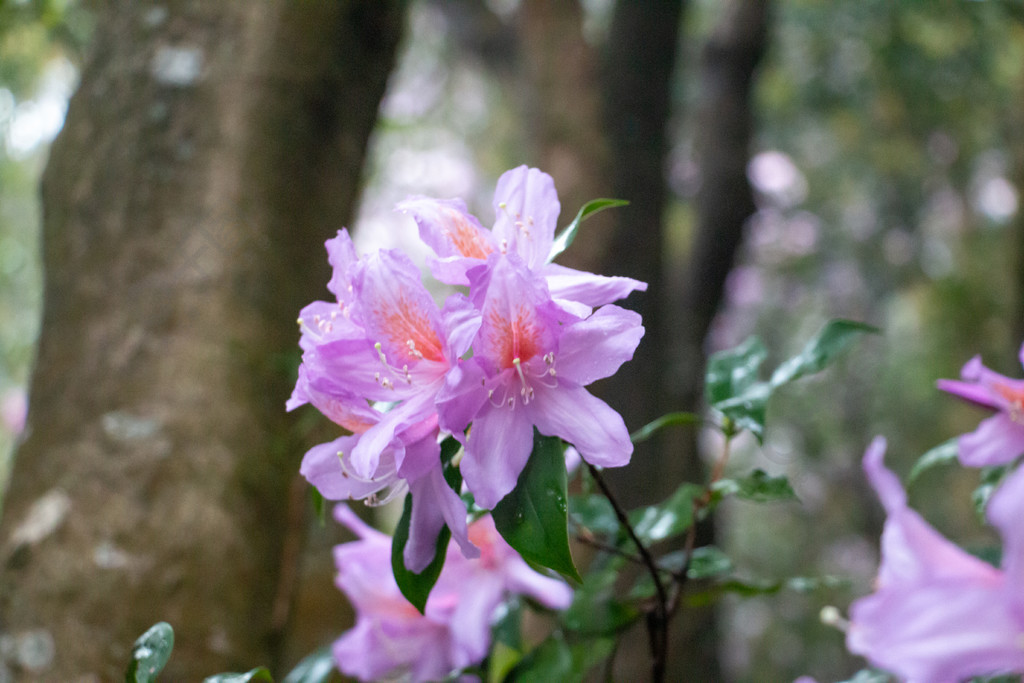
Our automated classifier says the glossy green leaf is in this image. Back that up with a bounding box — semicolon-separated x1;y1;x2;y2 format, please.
125;621;174;683
281;645;334;683
908;438;959;483
202;668;274;683
687;546;734;579
391;437;463;613
628;483;703;544
706;336;768;404
629;411;703;443
710;384;771;442
712;469;799;503
504;633;614;682
569;493;620;538
563;558;639;636
547;198;629;263
493;431;581;582
769;319;879;388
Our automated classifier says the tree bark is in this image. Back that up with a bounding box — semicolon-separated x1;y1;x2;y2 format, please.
0;1;404;679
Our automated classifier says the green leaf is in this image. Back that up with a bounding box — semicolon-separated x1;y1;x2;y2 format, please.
281;645;334;683
493;431;581;582
562;557;639;636
710;384;771;442
687;546;734;579
202;669;274;683
973;464;1011;522
839;669;895;683
769;319;879;388
125;622;174;683
712;469;799;504
628;483;704;544
569;493;620;538
504;633;614;682
547;198;629;263
629;411;703;443
908;438;959;483
391;437;464;613
706;336;768;404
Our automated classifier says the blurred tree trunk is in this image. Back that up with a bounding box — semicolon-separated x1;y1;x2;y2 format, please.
0;1;404;680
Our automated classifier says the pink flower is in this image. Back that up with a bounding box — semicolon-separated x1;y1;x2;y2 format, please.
846;437;1024;683
437;253;643;508
937;344;1024;466
289;231;479;571
398;165;647;314
331;505;571;683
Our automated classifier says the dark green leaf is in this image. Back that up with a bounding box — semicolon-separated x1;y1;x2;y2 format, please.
628;483;703;544
493;431;581;582
491;597;523;650
504;633;615;683
281;645;334;683
391;437;464;613
311;487;326;527
769;319;879;387
710;384;771;442
629;411;703;443
125;622;174;683
504;635;573;681
687;546;734;580
202;668;274;683
706;336;768;404
569;493;620;538
712;469;799;504
548;198;629;263
908;438;959;483
563;558;639;636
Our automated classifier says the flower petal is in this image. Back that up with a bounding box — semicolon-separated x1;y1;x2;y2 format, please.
404;463;478;573
555;305;644;386
301;435;398;501
461;403;535;509
492;166;560;270
528;383;632;468
542;262;648;307
848;579;1023;683
959;412;1024;466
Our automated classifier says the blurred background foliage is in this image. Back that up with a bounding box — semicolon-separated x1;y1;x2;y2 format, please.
3;0;1024;680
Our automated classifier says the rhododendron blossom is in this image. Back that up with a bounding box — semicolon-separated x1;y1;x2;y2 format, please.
289;166;644;573
331;505;571;683
847;437;1024;683
399;165;647;314
438;253;642;508
937;343;1024;466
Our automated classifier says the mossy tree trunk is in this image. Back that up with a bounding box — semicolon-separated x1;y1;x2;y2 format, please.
0;1;404;679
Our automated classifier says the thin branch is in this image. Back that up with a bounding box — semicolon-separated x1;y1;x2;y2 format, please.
586;462;669;683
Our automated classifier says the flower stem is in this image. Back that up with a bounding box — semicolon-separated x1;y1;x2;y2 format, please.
586;462;668;683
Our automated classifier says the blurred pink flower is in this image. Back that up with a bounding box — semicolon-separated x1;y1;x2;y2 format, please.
847;437;1024;683
1;388;26;436
331;505;571;682
938;344;1024;466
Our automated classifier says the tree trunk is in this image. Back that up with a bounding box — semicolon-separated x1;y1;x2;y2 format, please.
0;1;404;680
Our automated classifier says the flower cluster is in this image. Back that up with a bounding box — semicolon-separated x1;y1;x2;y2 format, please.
288;166;645;572
847;349;1024;682
331;505;573;682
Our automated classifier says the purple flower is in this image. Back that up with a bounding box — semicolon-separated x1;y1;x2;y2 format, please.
289;230;479;570
846;437;1024;683
398;165;647;313
331;505;571;683
437;253;642;509
937;344;1024;466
